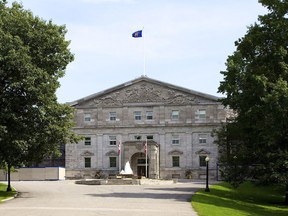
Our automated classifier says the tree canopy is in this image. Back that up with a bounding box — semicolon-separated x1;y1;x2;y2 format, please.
0;1;79;190
217;0;288;203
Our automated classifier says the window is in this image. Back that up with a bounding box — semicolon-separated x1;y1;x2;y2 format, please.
84;137;91;145
199;134;207;144
134;111;141;120
146;135;153;140
172;135;180;145
110;157;117;168
146;111;153;120
109;136;117;145
199;156;207;167
84;113;91;122
199;109;206;119
134;135;142;140
171;110;179;120
109;112;116;121
84;157;91;168
172;156;180;167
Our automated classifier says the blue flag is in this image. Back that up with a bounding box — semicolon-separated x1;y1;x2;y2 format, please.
132;30;142;38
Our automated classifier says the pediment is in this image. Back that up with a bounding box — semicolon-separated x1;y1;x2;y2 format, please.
195;149;211;155
168;149;184;155
105;150;118;156
70;76;220;107
81;151;94;156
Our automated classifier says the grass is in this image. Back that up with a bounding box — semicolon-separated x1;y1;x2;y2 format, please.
0;183;17;202
192;181;288;216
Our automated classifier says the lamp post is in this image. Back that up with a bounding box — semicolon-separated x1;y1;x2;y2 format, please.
205;156;210;192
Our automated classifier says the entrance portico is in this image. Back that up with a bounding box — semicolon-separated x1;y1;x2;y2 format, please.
121;141;159;179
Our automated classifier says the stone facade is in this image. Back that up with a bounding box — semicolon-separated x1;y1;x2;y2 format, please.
65;76;226;179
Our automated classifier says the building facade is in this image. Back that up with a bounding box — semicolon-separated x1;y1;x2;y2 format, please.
65;76;226;179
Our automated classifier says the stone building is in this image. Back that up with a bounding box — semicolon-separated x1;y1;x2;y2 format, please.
65;76;226;179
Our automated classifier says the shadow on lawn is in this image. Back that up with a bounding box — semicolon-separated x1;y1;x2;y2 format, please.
192;187;288;216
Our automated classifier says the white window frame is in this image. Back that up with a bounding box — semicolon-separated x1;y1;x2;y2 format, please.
199;134;207;144
84;137;91;145
146;111;153;120
199;109;206;119
134;111;142;120
171;110;179;120
109;112;117;121
109;136;117;146
84;113;91;122
172;135;180;145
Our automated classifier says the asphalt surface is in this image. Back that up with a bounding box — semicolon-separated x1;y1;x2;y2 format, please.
0;180;204;216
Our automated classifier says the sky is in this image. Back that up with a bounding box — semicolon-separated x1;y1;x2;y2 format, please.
8;0;267;103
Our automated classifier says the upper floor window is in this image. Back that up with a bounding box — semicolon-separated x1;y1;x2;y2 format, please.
134;111;142;120
199;134;207;144
84;157;91;168
146;111;153;120
84;137;91;145
109;136;117;145
199;109;206;119
171;110;179;120
84;113;91;122
146;135;153;140
134;135;142;140
109;112;116;121
172;156;180;167
172;135;180;145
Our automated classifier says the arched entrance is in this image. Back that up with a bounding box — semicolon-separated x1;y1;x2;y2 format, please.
131;152;149;178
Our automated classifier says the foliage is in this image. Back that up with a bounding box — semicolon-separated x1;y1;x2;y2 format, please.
0;0;80;188
216;0;288;194
0;183;16;202
185;169;193;179
95;170;105;179
192;182;288;216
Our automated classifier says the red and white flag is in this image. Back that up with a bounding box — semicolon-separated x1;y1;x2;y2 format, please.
118;141;121;156
144;139;147;155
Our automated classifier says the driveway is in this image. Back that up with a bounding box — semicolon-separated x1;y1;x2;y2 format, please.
0;180;204;216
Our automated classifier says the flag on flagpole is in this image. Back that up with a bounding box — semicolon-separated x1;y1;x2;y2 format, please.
132;30;142;38
144;139;147;155
118;141;121;156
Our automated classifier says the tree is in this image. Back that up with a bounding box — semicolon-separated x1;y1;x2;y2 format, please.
217;0;288;204
0;1;79;191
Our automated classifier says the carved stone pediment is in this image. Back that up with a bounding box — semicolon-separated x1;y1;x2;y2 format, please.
105;150;118;156
86;81;202;107
81;151;94;156
168;149;184;155
195;149;211;155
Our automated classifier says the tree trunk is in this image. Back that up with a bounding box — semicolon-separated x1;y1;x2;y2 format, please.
285;184;288;205
6;163;12;192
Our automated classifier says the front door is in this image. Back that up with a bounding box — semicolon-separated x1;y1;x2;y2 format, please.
137;166;149;178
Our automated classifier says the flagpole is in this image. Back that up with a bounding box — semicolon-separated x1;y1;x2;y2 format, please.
145;139;148;178
143;27;146;76
118;140;121;173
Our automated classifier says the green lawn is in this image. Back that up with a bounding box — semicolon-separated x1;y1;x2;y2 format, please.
0;183;17;202
192;181;288;216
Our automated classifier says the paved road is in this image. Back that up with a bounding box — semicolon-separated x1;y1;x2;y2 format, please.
0;180;204;216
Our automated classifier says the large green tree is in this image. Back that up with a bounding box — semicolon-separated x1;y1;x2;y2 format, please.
0;1;78;191
217;0;288;204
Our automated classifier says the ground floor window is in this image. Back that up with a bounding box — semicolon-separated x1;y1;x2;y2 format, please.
199;156;206;167
110;157;117;168
84;157;91;168
172;156;180;167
